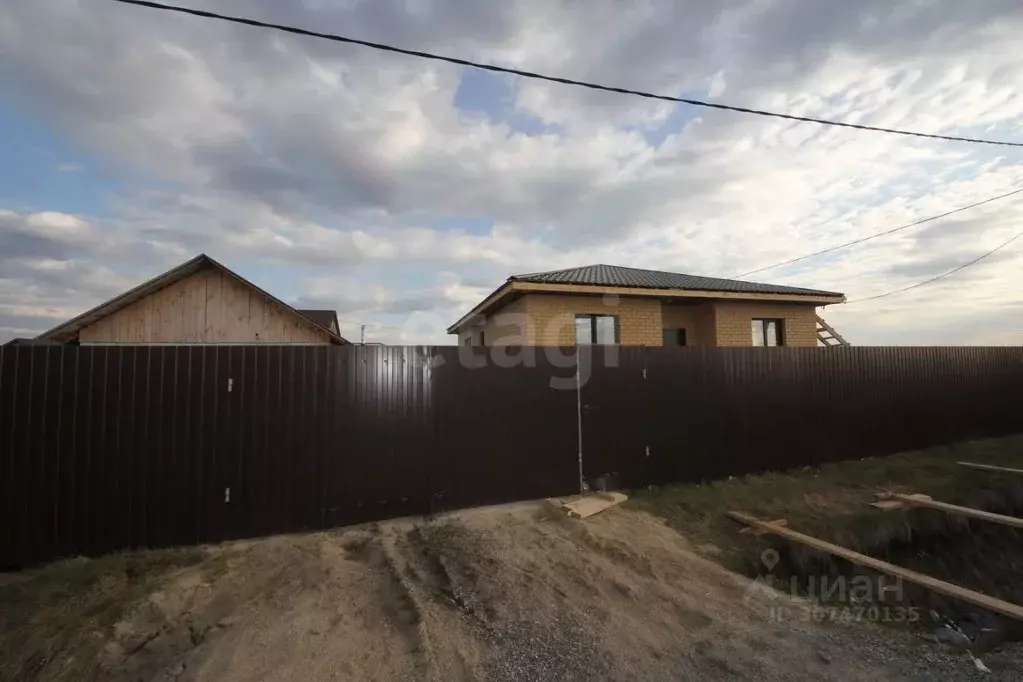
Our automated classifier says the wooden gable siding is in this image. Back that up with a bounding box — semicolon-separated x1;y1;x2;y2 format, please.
78;268;331;344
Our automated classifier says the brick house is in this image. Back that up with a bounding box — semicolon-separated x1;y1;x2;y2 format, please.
37;254;349;345
447;265;845;347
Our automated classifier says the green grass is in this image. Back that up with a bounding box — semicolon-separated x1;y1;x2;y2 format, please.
630;435;1023;571
0;547;210;682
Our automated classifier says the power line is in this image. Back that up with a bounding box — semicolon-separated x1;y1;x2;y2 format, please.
845;228;1023;304
110;0;1023;148
735;187;1023;278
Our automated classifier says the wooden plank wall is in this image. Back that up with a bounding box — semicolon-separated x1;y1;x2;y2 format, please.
78;269;330;344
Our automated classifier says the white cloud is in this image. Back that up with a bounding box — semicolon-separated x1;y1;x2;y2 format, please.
1;0;1023;344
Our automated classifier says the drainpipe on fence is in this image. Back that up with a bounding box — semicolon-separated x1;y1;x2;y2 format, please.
576;354;585;493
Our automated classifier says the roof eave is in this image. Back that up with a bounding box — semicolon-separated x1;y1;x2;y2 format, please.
445;281;514;333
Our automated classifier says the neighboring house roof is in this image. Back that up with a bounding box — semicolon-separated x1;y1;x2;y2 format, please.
448;263;845;333
511;264;843;297
3;338;65;347
297;309;340;333
38;254;350;344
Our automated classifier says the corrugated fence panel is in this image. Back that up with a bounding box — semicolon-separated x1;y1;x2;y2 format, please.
432;346;580;510
578;346;650;487
335;345;432;524
623;347;1023;486
2;344;1023;568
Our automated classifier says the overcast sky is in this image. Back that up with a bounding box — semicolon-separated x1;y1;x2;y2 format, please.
2;0;1022;345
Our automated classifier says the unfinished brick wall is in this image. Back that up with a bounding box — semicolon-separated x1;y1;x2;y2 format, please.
459;297;529;346
483;297;529;345
457;293;824;347
513;293;663;346
712;301;819;347
660;301;717;346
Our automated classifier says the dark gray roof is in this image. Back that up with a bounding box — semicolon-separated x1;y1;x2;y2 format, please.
510;264;843;298
3;338;67;347
297;309;339;332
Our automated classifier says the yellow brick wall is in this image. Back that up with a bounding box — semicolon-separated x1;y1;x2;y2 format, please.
520;293;663;346
712;301;818;347
459;297;529;346
485;297;529;345
660;302;717;346
456;293;821;347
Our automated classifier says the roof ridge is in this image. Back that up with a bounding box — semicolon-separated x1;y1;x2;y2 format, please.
520;262;704;275
512;263;658;278
510;263;594;279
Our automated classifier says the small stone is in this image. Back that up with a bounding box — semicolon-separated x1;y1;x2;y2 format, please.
102;641;125;658
216;614;240;628
933;627;971;648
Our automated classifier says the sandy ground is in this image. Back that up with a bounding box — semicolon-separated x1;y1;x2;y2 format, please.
54;502;1023;681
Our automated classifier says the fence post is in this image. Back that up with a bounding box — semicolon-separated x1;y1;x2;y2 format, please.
575;350;585;493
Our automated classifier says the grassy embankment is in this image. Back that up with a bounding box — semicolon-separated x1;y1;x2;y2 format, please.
630;435;1023;572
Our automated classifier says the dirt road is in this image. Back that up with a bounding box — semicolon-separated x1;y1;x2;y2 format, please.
17;501;1022;681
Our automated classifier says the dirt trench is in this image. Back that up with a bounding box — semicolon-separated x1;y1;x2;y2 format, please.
14;501;1023;681
760;491;1023;654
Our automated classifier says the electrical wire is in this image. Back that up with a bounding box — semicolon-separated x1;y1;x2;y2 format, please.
735;187;1023;278
108;0;1023;314
845;228;1023;304
109;0;1023;148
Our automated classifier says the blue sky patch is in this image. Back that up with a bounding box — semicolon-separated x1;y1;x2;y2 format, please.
0;101;122;216
453;68;561;135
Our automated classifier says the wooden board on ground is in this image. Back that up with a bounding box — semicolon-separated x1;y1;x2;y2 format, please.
739;519;788;535
959;461;1023;476
873;492;1023;530
727;511;1023;621
562;492;628;519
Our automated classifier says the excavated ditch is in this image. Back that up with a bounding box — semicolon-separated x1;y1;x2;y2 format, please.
751;486;1023;653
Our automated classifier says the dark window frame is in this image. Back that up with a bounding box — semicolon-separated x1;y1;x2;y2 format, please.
574;314;621;345
751;318;785;346
663;328;687;347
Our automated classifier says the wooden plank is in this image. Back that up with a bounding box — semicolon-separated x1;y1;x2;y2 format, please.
815;314;849;346
727;511;1023;621
136;295;148;342
164;283;184;343
739;518;788;535
181;271;207;342
876;492;1023;530
959;462;1023;476
562;492;627;519
205;269;223;341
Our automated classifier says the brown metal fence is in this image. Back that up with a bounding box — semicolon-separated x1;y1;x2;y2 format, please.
581;346;1023;487
2;344;1021;568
